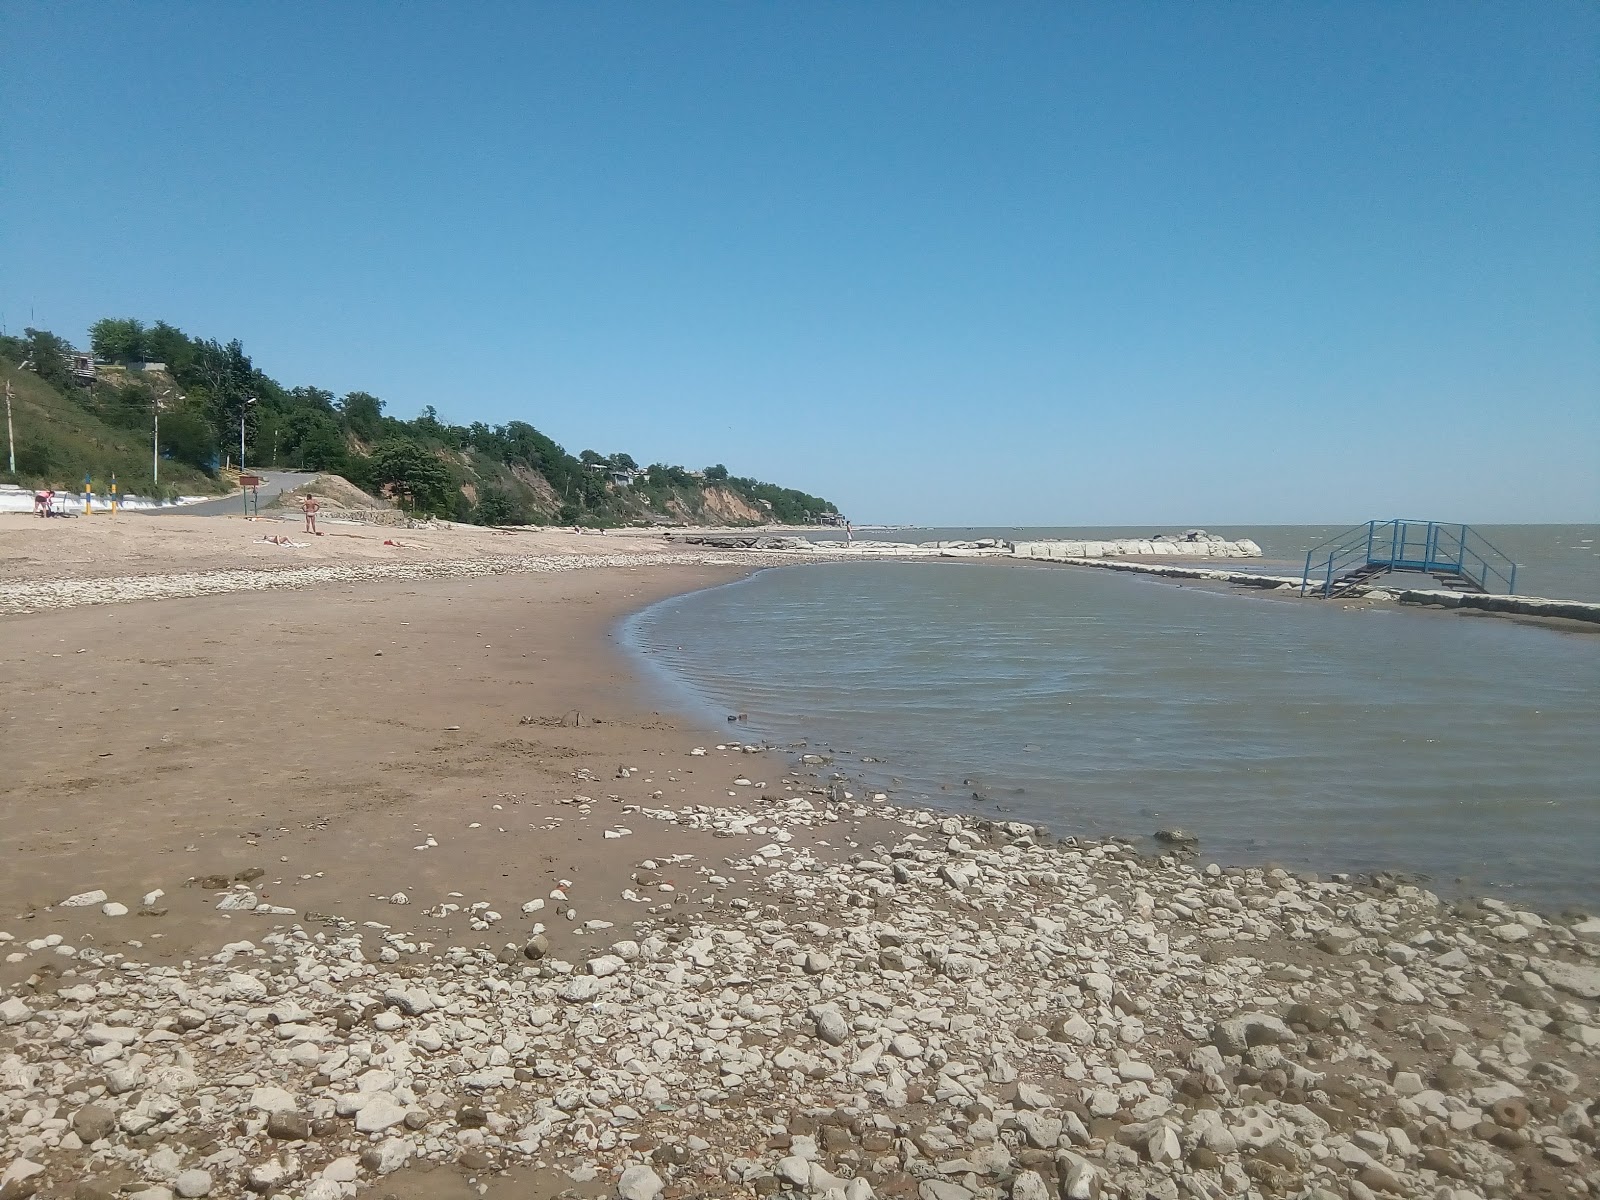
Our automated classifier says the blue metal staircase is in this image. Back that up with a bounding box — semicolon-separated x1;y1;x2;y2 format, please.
1300;520;1519;598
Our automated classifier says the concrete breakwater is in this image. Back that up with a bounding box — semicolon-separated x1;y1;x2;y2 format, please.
670;531;1265;560
1012;533;1263;560
1043;556;1600;626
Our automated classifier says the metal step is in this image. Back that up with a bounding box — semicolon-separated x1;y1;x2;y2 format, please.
1301;519;1517;599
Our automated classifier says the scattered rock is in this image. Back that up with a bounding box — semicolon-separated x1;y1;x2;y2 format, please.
615;1164;663;1200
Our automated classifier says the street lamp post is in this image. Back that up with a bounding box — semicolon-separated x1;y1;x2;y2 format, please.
151;388;182;495
153;390;163;487
4;378;14;477
240;396;255;471
240;396;256;515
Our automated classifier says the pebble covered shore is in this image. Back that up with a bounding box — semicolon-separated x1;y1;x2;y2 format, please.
0;552;797;617
2;747;1597;1200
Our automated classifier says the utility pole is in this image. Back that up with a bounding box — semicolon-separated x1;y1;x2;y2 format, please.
7;358;34;478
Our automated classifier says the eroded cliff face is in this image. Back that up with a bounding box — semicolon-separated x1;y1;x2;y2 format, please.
692;485;769;525
508;464;561;511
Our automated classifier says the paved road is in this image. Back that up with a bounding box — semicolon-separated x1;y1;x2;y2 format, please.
141;470;313;517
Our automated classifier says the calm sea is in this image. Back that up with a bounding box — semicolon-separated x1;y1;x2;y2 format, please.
625;527;1600;912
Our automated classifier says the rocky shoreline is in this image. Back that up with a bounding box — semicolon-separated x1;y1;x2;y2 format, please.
0;552;795;617
2;744;1597;1200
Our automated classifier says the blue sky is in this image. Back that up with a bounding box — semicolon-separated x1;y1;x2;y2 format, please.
3;3;1596;524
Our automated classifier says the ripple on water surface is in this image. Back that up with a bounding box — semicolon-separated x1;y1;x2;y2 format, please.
625;560;1600;911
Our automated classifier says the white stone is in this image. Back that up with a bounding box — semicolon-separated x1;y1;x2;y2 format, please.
775;1156;811;1186
173;1170;212;1198
889;1033;923;1058
1013;1112;1061;1149
249;1086;297;1114
370;1137;412;1174
1535;958;1600;1000
321;1157;360;1182
616;1164;664;1200
354;1096;408;1133
814;1009;850;1045
561;975;603;1002
84;1022;139;1045
60;889;108;907
0;1160;47;1191
227;972;268;1000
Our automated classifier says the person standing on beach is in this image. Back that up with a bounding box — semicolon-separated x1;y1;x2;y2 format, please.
301;493;320;535
845;519;853;544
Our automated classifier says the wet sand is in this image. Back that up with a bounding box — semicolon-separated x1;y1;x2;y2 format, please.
0;563;763;977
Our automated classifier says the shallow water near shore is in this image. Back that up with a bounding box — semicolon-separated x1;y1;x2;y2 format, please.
625;559;1600;912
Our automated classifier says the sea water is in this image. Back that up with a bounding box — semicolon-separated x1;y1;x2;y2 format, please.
626;542;1600;911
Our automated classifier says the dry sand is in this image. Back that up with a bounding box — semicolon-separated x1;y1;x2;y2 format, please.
0;513;658;583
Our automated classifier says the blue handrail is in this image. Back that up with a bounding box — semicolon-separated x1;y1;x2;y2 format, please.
1300;519;1518;597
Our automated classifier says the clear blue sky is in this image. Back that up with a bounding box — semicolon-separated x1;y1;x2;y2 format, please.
3;2;1596;524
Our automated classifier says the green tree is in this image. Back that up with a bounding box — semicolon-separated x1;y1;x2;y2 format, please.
609;452;638;471
89;318;149;363
289;385;336;413
703;463;729;481
22;329;74;390
474;486;525;526
367;439;452;514
144;320;194;371
160;408;218;470
280;409;347;471
189;338;257;449
340;391;385;441
412;405;443;437
579;449;605;466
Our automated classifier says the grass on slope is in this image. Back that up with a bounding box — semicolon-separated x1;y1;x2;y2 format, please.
0;363;225;498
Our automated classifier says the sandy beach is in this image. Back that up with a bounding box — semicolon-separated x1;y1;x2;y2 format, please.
0;513;682;584
1;523;1597;1200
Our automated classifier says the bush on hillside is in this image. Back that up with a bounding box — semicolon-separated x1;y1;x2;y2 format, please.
474;486;527;526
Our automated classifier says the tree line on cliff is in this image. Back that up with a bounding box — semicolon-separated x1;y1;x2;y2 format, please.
0;320;838;527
